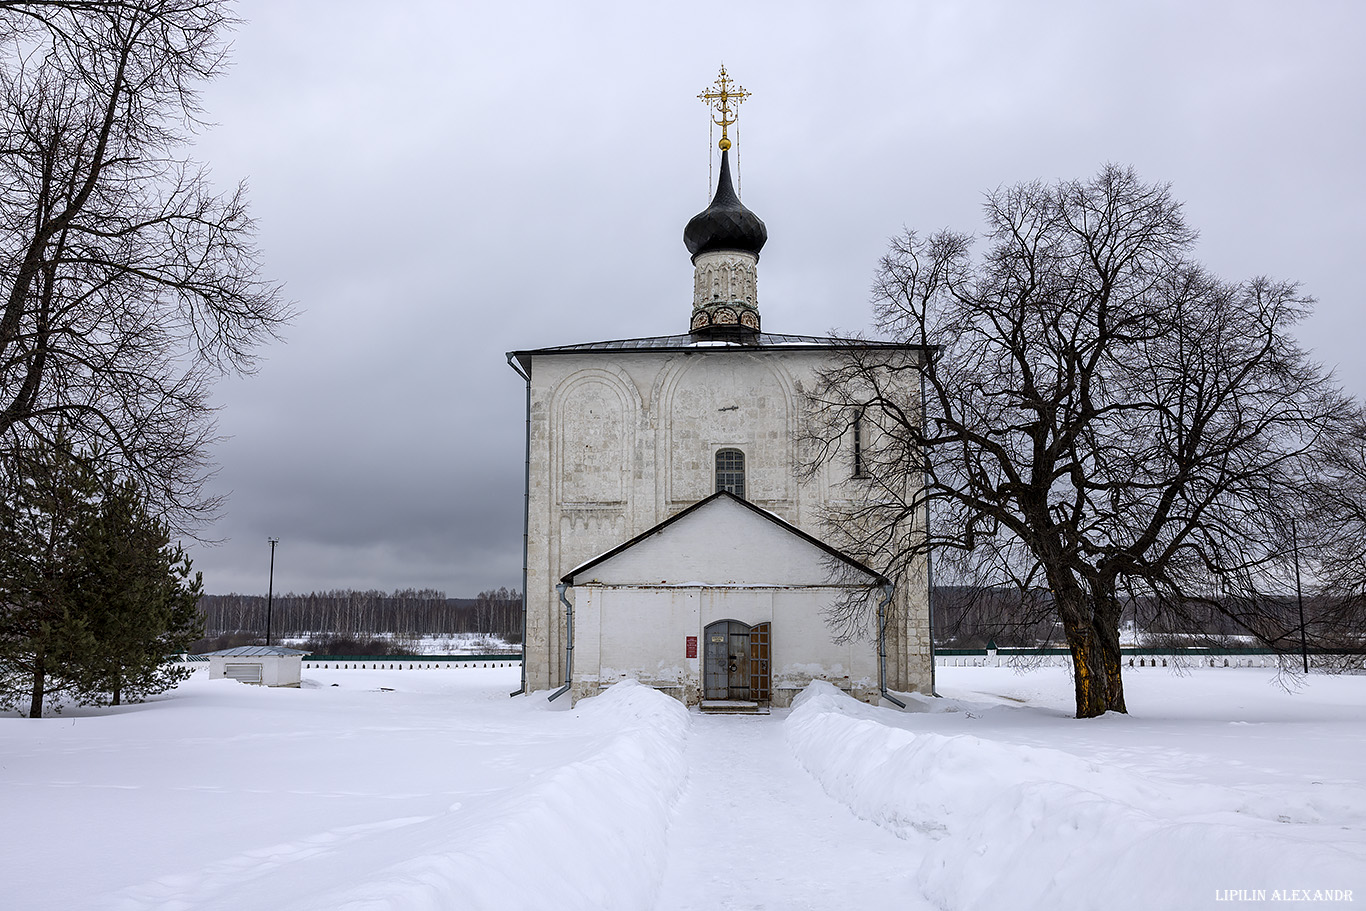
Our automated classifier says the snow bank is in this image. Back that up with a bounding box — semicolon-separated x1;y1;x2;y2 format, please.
294;680;689;911
787;681;1363;911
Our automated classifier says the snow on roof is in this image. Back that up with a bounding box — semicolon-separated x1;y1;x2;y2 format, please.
201;646;309;657
521;331;837;352
508;332;928;370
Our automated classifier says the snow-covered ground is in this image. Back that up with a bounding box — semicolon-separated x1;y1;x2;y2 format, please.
4;664;1363;910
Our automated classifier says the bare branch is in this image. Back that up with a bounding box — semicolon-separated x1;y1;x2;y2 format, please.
806;165;1354;717
0;1;289;530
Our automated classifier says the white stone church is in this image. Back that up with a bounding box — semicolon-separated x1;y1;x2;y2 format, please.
509;85;930;707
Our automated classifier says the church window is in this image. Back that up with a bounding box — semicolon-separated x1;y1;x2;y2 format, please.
715;448;745;498
853;409;867;478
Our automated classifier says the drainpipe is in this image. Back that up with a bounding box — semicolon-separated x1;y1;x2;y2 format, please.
506;353;531;697
921;366;939;698
877;581;906;708
548;582;574;701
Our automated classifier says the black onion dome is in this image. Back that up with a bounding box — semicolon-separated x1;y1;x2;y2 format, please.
683;150;767;261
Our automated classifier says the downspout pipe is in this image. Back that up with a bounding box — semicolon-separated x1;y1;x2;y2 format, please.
548;582;574;702
506;352;531;697
877;581;907;708
921;364;939;697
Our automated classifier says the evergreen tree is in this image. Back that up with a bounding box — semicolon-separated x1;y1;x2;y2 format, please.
0;437;101;717
1;439;202;715
72;479;203;706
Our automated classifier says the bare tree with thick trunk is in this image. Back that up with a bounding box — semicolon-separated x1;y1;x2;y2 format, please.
0;0;287;528
807;165;1351;717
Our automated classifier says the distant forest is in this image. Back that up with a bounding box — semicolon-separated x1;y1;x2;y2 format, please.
934;585;1359;651
198;587;521;644
198;584;1350;655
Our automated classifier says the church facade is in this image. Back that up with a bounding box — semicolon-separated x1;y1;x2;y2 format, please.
509;85;930;706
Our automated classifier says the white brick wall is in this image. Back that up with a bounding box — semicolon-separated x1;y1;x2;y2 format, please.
518;345;932;696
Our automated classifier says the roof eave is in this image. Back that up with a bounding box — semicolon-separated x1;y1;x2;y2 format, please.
560;490;890;588
508;336;934;365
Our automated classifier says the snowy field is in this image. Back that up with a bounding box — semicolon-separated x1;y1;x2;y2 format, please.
3;664;1363;910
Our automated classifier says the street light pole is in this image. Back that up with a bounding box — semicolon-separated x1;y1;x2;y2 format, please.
266;537;279;647
1289;518;1309;674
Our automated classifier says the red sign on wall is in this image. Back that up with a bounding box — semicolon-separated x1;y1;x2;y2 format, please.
685;636;698;658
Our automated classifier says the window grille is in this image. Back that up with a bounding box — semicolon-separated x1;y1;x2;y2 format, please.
715;448;745;498
225;663;263;684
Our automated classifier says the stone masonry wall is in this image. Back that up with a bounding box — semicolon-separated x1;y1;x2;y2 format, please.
520;346;932;696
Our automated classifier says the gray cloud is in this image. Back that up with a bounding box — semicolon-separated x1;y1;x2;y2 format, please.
183;0;1366;596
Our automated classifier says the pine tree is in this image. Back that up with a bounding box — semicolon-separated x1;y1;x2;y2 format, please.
1;439;203;715
0;437;102;717
72;479;203;706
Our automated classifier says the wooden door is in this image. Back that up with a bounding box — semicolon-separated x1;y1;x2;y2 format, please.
727;624;750;700
703;620;731;699
749;622;771;701
704;619;752;700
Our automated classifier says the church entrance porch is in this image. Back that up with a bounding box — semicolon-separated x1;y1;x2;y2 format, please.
703;619;771;706
557;492;900;707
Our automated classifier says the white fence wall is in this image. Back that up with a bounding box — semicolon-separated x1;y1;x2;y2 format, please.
934;652;1358;670
300;659;522;671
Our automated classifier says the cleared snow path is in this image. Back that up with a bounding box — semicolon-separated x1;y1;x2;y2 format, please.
652;709;932;911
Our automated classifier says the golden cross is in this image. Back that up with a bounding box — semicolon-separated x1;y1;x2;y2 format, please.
697;64;750;151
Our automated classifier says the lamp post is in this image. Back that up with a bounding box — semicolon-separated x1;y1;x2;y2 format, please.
1289;518;1309;674
266;537;279;647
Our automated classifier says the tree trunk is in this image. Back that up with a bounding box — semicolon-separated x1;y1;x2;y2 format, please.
28;652;45;718
112;668;121;706
1095;616;1128;714
1056;577;1130;717
1062;618;1112;718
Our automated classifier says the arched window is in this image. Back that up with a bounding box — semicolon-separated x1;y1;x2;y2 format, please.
852;408;867;478
715;448;745;498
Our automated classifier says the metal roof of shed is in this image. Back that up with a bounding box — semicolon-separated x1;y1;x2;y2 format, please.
201;646;308;657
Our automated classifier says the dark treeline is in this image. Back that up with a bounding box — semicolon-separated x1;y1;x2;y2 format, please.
201;585;1353;654
198;588;521;644
933;586;1361;651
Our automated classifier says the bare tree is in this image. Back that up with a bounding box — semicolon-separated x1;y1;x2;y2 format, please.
0;0;287;528
808;165;1351;718
1296;407;1366;649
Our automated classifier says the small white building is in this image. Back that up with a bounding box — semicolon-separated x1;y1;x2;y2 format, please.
561;491;891;707
205;646;306;687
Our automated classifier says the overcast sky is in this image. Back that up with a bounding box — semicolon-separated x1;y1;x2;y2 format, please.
183;0;1366;597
